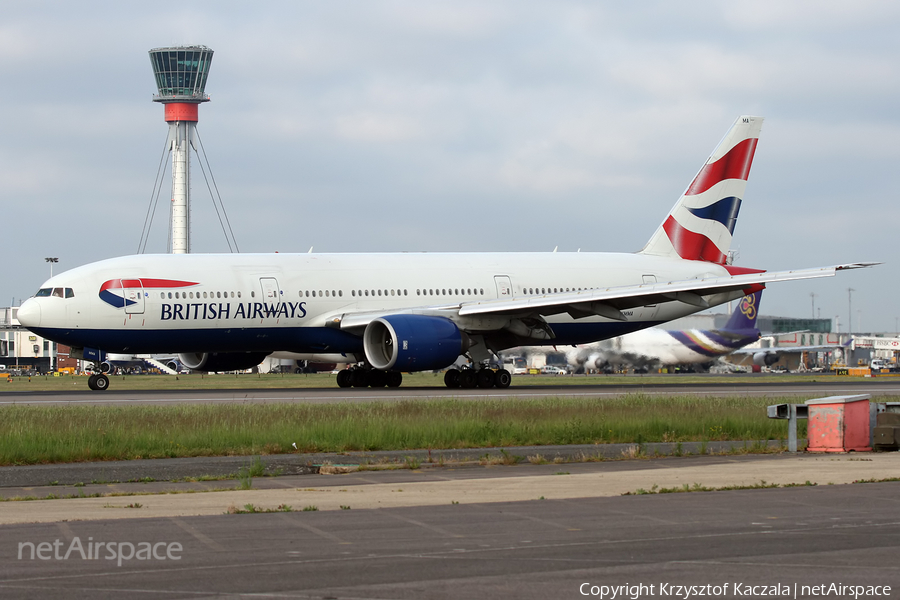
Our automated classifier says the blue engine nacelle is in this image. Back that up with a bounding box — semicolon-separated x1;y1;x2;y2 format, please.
178;352;269;373
363;315;470;371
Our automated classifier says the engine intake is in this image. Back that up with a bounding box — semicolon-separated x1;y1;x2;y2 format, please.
753;352;780;367
363;315;469;371
178;352;269;373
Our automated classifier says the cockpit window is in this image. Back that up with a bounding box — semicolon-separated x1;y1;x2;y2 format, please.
52;288;64;298
35;288;52;297
65;288;75;298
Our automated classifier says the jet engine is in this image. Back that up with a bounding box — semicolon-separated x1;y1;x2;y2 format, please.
753;351;779;367
178;352;270;373
363;315;470;371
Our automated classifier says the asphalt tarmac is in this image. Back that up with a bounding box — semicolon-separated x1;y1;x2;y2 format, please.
1;454;899;599
1;377;898;406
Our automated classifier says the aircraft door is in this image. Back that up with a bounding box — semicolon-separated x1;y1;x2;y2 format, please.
123;279;145;315
494;276;514;299
259;278;280;302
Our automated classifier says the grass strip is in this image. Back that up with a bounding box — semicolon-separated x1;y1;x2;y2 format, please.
0;394;869;465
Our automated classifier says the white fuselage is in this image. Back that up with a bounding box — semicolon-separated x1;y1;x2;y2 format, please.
19;251;735;359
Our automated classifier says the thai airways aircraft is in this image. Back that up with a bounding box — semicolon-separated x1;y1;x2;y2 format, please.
17;116;872;390
729;335;851;369
520;291;763;372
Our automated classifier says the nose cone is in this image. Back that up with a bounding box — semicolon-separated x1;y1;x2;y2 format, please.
17;299;41;328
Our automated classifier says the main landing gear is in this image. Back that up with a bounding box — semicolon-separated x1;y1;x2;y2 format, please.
336;368;403;388
443;367;511;389
87;373;110;391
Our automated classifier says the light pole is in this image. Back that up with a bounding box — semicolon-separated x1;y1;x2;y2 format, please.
810;292;817;319
44;257;59;278
848;288;855;335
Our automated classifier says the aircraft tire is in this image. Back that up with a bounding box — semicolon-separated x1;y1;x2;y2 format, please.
476;369;495;389
87;374;98;390
367;370;388;388
336;370;352;388
443;369;460;388
350;370;368;388
93;374;110;391
386;371;403;388
494;369;512;388
458;369;477;389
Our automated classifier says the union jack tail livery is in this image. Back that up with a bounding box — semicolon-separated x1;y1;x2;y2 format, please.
640;115;763;264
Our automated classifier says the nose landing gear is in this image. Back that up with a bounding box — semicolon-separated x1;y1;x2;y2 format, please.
87;373;110;391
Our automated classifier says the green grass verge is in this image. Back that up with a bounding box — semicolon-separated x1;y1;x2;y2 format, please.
0;393;866;465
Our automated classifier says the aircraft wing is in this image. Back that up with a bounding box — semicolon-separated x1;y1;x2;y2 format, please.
731;344;846;356
457;263;875;319
333;263;875;332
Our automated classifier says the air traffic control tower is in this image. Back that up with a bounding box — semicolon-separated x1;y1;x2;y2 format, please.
149;46;213;254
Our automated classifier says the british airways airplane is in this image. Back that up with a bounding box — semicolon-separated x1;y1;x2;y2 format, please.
17;116;871;390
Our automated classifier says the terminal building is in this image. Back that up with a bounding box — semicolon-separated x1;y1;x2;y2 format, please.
0;306;60;373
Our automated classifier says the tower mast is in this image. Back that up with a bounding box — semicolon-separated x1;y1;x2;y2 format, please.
148;46;214;254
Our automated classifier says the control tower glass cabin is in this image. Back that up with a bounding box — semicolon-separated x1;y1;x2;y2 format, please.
149;46;214;253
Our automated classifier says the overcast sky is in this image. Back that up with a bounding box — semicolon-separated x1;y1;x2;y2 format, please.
2;1;897;331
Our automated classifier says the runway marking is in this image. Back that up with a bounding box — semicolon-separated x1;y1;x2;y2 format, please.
482;508;577;532
380;511;464;538
672;559;900;571
169;517;227;552
55;522;75;542
275;512;349;545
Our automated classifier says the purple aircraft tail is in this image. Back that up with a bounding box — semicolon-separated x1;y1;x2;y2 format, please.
722;291;762;332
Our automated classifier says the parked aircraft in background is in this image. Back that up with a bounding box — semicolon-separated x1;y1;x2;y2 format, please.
510;290;763;372
100;353;180;375
729;336;850;369
17;116;872;390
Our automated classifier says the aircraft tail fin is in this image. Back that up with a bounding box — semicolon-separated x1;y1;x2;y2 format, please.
722;290;762;332
640;115;763;264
